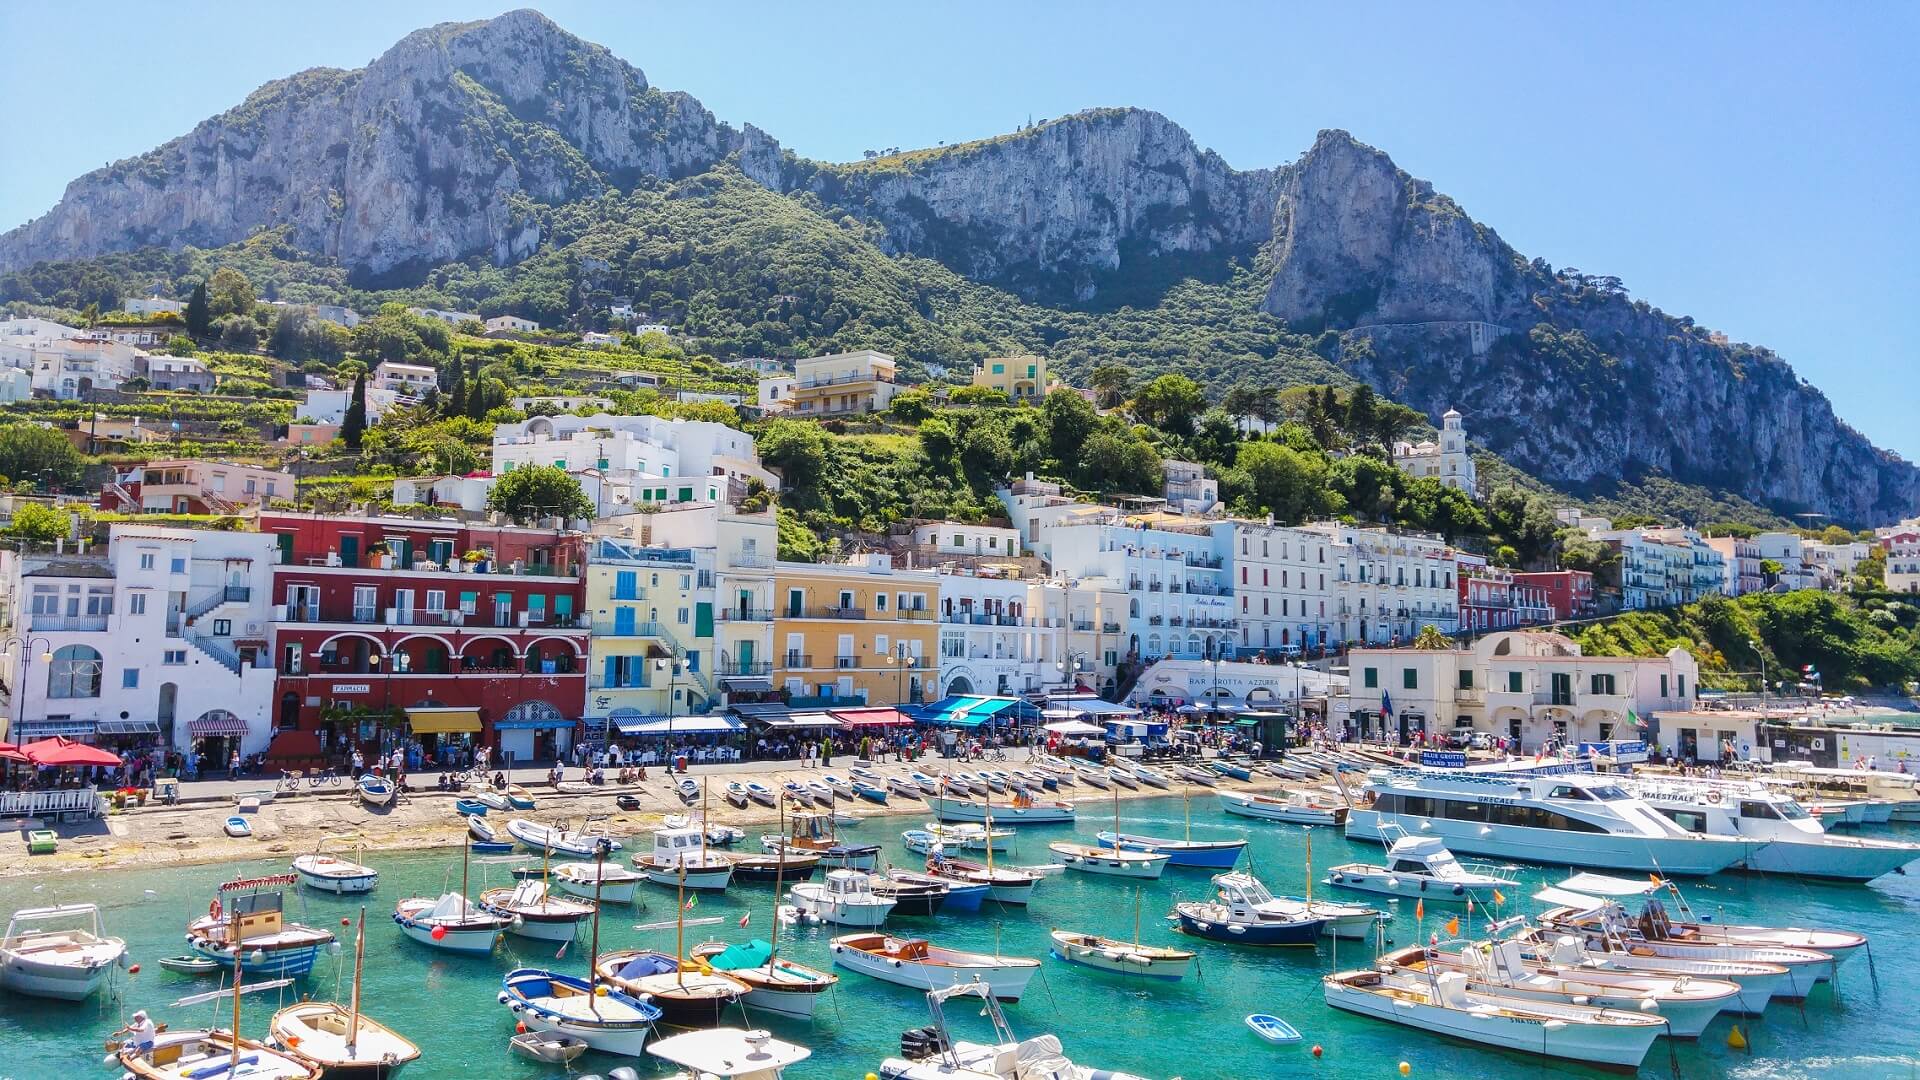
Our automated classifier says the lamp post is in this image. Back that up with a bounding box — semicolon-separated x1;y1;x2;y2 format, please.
655;655;681;772
886;642;918;707
0;636;55;742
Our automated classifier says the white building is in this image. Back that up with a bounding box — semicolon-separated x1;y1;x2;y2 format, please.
934;569;1056;698
1162;460;1219;514
372;361;438;398
1803;540;1870;589
1301;523;1457;644
1882;527;1920;594
581;332;619;347
511;395;614;414
909;522;1024;560
1228;518;1341;654
1044;515;1236;663
1392;408;1478;497
485;315;540;334
998;474;1115;562
0;320;141;398
1753;532;1818;591
142;356;212;392
648;501;780;698
299;386;399;425
492;413;777;506
0;367;31;403
1;525;279;755
406;307;481;327
757;376;795;412
123;295;183;316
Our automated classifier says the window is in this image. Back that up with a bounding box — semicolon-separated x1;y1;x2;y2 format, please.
874;593;888;612
1363;667;1378;688
1590;673;1616;695
47;645;102;699
1677;674;1687;697
129;593;147;616
1659;674;1669;697
1550;672;1572;705
122;668;139;689
1458;670;1474;690
353;586;378;623
139;553;155;571
1403;668;1418;689
85;587;112;615
212;619;232;636
459;591;478;615
677;607;689;625
1506;671;1523;693
170;557;186;574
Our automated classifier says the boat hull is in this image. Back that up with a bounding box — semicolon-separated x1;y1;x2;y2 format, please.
268;1003;419;1079
551;875;639;905
1323;866;1504;907
1049;843;1169;879
1220;792;1344;825
927;796;1075;825
1323;980;1661;1068
1098;832;1245;869
788;888;893;928
636;864;734;891
1737;836;1920;881
830;941;1037;1001
1174;907;1321;946
501;970;657;1058
187;939;325;976
1049;935;1192;981
1344;808;1746;876
0;955;115;1000
292;858;379;895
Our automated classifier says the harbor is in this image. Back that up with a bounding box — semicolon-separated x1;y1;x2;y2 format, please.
2;754;1917;1079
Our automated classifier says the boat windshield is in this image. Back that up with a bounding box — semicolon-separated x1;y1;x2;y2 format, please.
1585;784;1632;801
1775;800;1811;820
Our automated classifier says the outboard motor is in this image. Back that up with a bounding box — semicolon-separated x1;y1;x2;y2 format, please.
900;1024;949;1060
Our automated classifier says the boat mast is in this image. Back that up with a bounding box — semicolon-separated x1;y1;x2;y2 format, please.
675;860;687;986
588;839;606;1017
1111;782;1120;852
460;825;472;904
769;793;786;966
228;902;243;1072
347;906;365;1055
1304;827;1313;903
1133;886;1142;949
700;778;710;865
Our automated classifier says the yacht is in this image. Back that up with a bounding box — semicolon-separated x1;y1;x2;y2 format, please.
1323;833;1519;906
0;903;127;1000
878;982;1147;1080
1345;766;1748;875
1620;775;1920;881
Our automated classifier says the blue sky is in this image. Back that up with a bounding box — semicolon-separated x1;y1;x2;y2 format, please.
3;2;1915;463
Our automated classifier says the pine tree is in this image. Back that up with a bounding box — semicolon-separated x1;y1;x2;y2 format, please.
185;282;211;338
446;362;467;418
341;372;368;449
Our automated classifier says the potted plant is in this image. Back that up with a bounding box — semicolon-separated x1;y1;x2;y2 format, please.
463;549;490;573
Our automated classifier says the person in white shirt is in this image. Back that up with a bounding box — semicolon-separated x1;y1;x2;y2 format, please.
116;1010;157;1055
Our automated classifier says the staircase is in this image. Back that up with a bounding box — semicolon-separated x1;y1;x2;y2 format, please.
103;481;139;512
183;631;243;676
655;624;718;706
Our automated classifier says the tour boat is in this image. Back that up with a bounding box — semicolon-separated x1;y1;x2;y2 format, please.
500;968;661;1057
923;854;1039;905
788;869;896;927
506;818;622;859
119;1030;321;1080
291;836;379;895
1049;928;1194;981
187;876;336;975
1219;790;1347;825
1049;842;1170;879
1621;775;1920;881
927;795;1075;825
393;893;510;953
553;860;644;904
649;1027;811;1080
0;903;126;1000
690;941;840;1020
879;983;1148;1080
903;822;1014;854
869;875;951;917
726;851;822;884
480;879;595;942
1323;834;1518;905
634;825;735;891
888;869;988;913
1346;766;1749;876
1171;872;1328;946
354;774;394;808
1379;941;1742;1038
831;933;1041;1001
1322;968;1668;1068
1097;832;1245;869
1511;928;1791;1013
595;949;749;1027
269;909;421;1078
761;811;880;869
726;783;752;809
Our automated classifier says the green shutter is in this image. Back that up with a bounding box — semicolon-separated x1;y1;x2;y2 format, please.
695;602;713;638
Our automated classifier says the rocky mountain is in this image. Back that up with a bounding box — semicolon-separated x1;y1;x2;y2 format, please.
2;10;1912;524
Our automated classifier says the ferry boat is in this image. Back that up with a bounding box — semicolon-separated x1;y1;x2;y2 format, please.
1345;766;1748;875
1619;775;1920;881
0;903;127;1000
186;875;336;975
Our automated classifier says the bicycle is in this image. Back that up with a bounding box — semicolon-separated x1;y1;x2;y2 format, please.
308;767;342;788
278;770;305;793
985;747;1009;762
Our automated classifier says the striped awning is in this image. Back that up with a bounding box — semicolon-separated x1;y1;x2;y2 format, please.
187;716;249;737
494;716;576;731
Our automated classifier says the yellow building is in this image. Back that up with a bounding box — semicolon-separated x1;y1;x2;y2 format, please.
584;536;717;733
971;355;1048;402
774;349;900;417
773;555;938;707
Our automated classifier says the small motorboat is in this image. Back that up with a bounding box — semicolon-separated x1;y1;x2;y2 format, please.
1324;834;1518;905
454;798;490;817
0;904;127;1000
290;851;379;894
852;780;889;805
726;851;822;884
1219;790;1347;825
788;869;896;927
155;954;221;975
506;817;622;859
761;811;880;868
510;1029;589;1064
1050;930;1194;980
725;783;751;809
552;860;644;904
595;950;749;1027
467;816;513;853
901;823;1014;855
501;967;661;1057
831;932;1041;1001
1172;873;1330;947
870;874;950;917
888;869;988;913
480;879;596;942
355;773;394;807
1245;1013;1301;1044
393;893;511;953
223;816;253;838
745;782;778;807
633;826;735;891
690;941;839;1020
922;854;1039;905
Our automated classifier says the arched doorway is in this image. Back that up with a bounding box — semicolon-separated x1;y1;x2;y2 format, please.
279;690;301;730
945;675;974;696
500;700;569;764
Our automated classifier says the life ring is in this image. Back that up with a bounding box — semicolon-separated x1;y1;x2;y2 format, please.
1706;791;1722;804
208;899;222;921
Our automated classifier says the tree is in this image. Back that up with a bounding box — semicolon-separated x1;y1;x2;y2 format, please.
165;335;197;357
1131;373;1206;436
487;465;595;524
206;267;255;320
1078;429;1162;494
1373;400;1425;450
216;315;259;352
1221;382;1272;423
1344;384;1378;448
0;424;83;487
887;389;934;423
1088;365;1132;409
1412;625;1453;650
340;373;368;449
1224;442;1331;524
185;281;211;338
5;503;71;544
1042;387;1096;463
947;385;1010;408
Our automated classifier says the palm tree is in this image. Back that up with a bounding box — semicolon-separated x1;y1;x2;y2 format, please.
1088;365;1132;410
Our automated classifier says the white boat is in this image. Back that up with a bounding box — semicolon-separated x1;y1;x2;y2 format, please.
1323;834;1517;906
726;783;752;809
928;795;1075;825
1128;763;1171;789
806;780;837;805
1173;764;1218;786
500;967;661;1058
355;774;394;808
888;774;923;799
480;879;595;942
1555;871;1867;968
0;903;126;1000
553;860;644;904
1048;842;1169;879
633;825;735;891
469;789;510;811
1512;928;1791;1013
1382;941;1741;1038
690;941;839;1020
595;950;749;1026
506;818;622;859
119;1030;320;1080
1048;929;1194;981
923;855;1040;905
821;775;857;800
510;1029;588;1064
291;837;379;895
878;982;1147;1080
1071;764;1110;790
789;870;896;927
649;1027;811;1080
911;772;942;795
831;933;1040;1001
1220;789;1347;825
1105;767;1139;790
268;910;421;1075
393;893;510;953
1322;968;1667;1068
902;822;1014;854
1345;766;1748;876
761;810;881;868
1622;775;1920;881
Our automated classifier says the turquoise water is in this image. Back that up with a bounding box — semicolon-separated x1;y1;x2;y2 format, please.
3;797;1918;1080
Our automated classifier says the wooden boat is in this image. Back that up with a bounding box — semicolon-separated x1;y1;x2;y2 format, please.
1128;763;1171;789
504;784;536;810
831;932;1041;1001
156;954;222;975
760;811;880;869
870;874;950;917
1049;842;1170;878
821;774;857;799
726;851;821;884
1210;760;1255;782
223;816;253;838
853;780;889;805
188;875;336;975
269;909;420;1078
120;1029;320;1080
291;835;378;894
725;783;751;809
393;893;510;953
501;967;660;1057
879;983;1147;1080
466;816;513;853
1098;831;1244;869
453;798;489;816
635;825;734;891
1173;764;1218;786
902;823;1013;855
0;903;126;1000
1322;968;1666;1068
888;869;988;913
888;774;923;799
787;869;895;927
354;774;394;808
595;949;749;1026
509;1029;588;1064
480;880;595;942
690;940;839;1020
506;817;622;859
1244;1013;1300;1044
553;860;643;904
1219;790;1347;825
648;1027;812;1080
923;854;1038;905
745;782;777;807
1049;930;1193;980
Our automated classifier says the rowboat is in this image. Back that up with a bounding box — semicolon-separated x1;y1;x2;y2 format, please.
805;780;837;805
469;790;511;811
831;932;1041;1001
888;869;989;913
725;783;751;808
822;775;857;799
501;967;660;1057
1049;930;1194;981
1244;1013;1301;1044
1049;842;1170;879
901;822;1014;854
1219;790;1347;825
269;909;421;1078
467;817;514;853
1105;767;1140;790
782;781;815;808
1173;765;1218;786
354;774;394;808
509;1030;588;1064
453;799;489;816
552;860;644;904
291;853;378;895
595;949;749;1027
745;782;777;807
156;954;222;975
1071;764;1110;789
1128;763;1171;789
1097;832;1245;869
888;774;923;799
0;903;126;1000
725;851;822;884
927;795;1075;825
1324;834;1517;905
505;818;622;859
911;771;942;794
504;784;536;809
690;941;839;1020
480;880;595;942
1210;760;1255;782
853;780;889;805
223;816;252;838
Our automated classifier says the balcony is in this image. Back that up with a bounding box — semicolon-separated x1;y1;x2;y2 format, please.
1128;579;1143;590
779;653;814;669
1072;621;1094;632
795;369;893;390
29;613;109;632
834;655;861;669
716;607;774;623
1147;581;1163;592
728;551;773;570
1102;622;1121;634
1169;616;1184;626
591;619;664;638
1147;616;1164;626
894;608;935;621
716;660;774;676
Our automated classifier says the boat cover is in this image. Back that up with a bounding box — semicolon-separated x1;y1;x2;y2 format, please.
705;939;773;971
1532;886;1610;914
428;892;474;920
1560;872;1665;897
616;953;679;979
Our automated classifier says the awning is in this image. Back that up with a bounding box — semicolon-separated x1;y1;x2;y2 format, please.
614;716;743;736
830;707;911;727
98;719;163;736
186;716;249;737
406;708;483;734
20;736;121;766
760;711;841;729
718;675;774;692
1533;886;1609;914
1045;696;1138;718
729;703;792;721
1043;719;1105;736
9;719;97;739
494;717;577;731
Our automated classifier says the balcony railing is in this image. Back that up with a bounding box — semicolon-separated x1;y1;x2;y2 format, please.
894;608;934;621
716;661;774;676
728;551;773;569
834;655;860;669
591;619;664;638
716;607;774;622
779;653;814;669
782;606;866;620
29;613;109;632
795;370;893;389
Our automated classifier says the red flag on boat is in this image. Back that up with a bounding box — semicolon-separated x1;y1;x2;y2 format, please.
739;912;750;929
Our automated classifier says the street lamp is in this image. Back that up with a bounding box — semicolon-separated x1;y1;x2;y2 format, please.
885;642;918;706
0;636;55;739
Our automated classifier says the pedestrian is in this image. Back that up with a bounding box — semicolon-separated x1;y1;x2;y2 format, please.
227;750;240;781
820;737;831;768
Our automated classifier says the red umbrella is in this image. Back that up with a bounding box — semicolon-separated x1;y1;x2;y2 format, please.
20;737;122;767
0;740;25;763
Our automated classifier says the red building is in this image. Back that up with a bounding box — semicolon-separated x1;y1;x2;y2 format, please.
1456;555;1556;633
1512;570;1596;623
260;512;588;764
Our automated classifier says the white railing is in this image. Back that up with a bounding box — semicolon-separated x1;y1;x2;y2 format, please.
0;788;100;818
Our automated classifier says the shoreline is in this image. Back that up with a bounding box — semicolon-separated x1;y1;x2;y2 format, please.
1;762;1303;881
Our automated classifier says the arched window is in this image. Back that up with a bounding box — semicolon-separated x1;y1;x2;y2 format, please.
504;701;563;726
1146;635;1161;655
48;644;102;699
